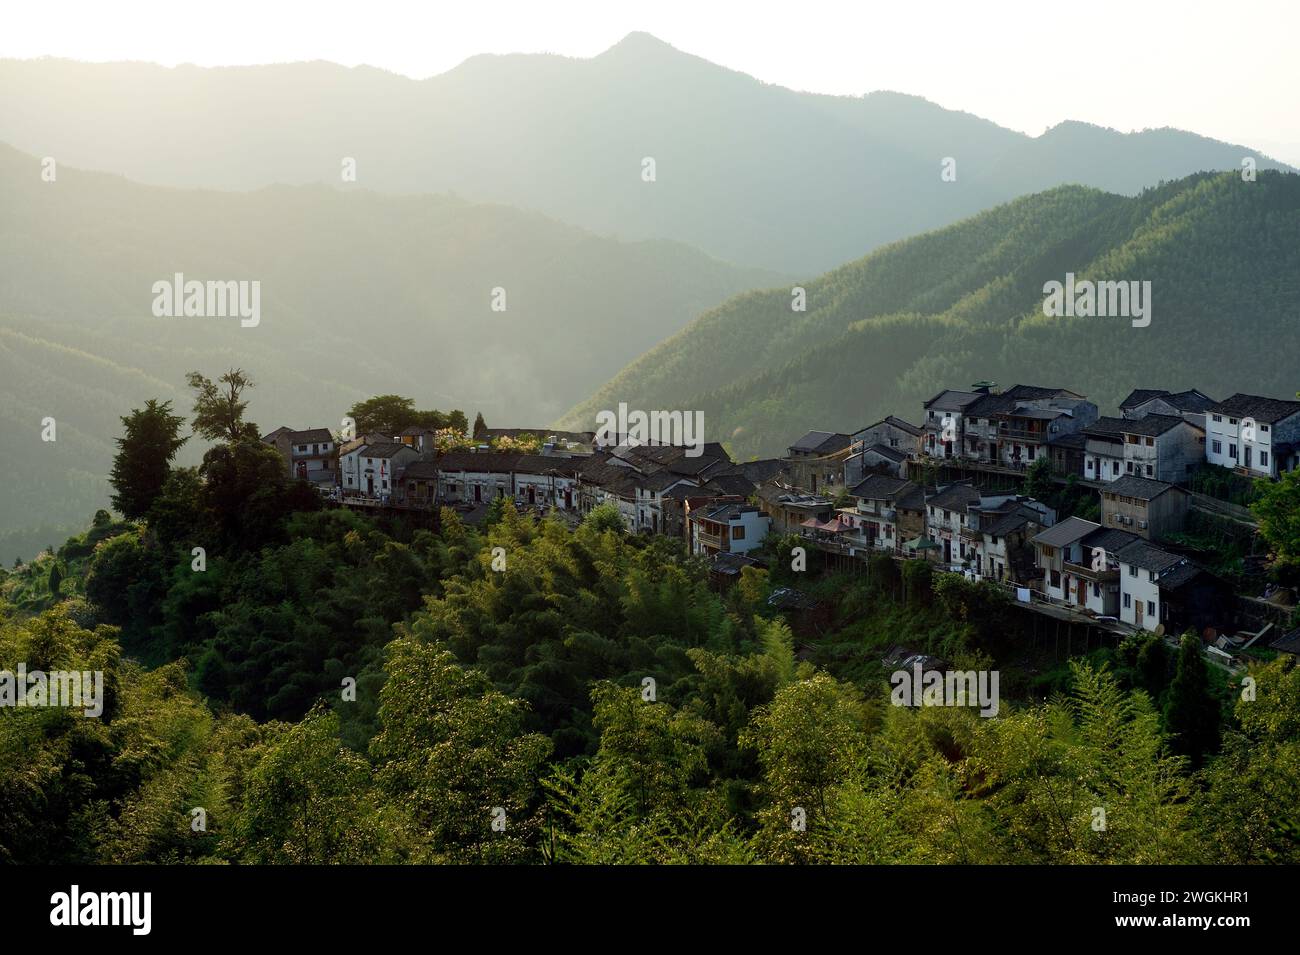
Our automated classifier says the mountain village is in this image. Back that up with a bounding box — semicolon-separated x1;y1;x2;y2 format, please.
262;384;1300;668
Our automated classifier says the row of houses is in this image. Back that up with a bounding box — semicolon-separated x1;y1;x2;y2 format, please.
260;381;1300;642
919;385;1300;481
760;381;1300;641
260;424;780;561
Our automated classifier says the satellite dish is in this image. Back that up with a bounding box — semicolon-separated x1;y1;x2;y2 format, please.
1154;623;1165;636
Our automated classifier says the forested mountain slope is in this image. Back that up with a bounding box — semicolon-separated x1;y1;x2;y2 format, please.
561;171;1300;459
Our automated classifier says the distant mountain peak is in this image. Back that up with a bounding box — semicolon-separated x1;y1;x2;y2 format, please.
596;31;693;63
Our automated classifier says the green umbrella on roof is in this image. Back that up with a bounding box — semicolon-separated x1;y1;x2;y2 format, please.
905;536;942;551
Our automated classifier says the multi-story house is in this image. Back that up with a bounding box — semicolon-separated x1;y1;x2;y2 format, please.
962;495;1055;583
263;427;337;485
842;475;915;554
925;483;981;567
1119;388;1215;429
784;431;854;495
1067;527;1141;616
634;470;700;533
850;416;922;455
1099;475;1190;540
1082;415;1205;484
337;434;389;496
957;385;1097;468
997;400;1098;471
1113;540;1188;631
354;442;419;499
844;443;909;485
689;500;770;557
1205;393;1300;479
921;390;982;459
1032;516;1101;604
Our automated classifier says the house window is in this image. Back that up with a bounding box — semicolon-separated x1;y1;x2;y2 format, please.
732;526;745;541
1093;583;1101;597
1147;600;1156;617
1229;444;1238;459
1145;465;1153;476
1113;462;1120;476
1145;437;1154;446
1123;593;1131;608
1128;565;1137;577
1261;424;1270;433
1261;451;1270;468
1212;439;1222;454
1050;570;1061;588
1211;414;1222;422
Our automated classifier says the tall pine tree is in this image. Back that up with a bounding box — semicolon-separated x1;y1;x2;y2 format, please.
109;399;189;519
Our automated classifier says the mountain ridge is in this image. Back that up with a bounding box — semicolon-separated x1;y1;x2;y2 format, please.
2;35;1289;273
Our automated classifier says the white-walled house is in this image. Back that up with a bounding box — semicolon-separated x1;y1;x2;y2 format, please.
1204;394;1300;479
436;451;518;505
1114;540;1186;631
634;470;700;533
355;443;419;499
511;455;582;511
338;434;390;495
921;390;982;459
689;501;770;557
1082;415;1205;484
925;483;981;568
1072;527;1141;616
842;474;915;554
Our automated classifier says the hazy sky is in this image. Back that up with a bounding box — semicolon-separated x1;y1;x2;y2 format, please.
7;0;1299;164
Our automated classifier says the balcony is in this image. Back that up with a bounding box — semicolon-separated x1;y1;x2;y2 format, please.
999;426;1047;442
1065;560;1119;582
694;526;725;550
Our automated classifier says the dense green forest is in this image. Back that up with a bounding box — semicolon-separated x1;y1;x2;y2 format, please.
3;392;1298;864
562;170;1300;460
0;142;778;560
1;36;1288;273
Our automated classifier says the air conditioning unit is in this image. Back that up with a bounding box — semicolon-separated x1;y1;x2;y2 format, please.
1138;520;1148;529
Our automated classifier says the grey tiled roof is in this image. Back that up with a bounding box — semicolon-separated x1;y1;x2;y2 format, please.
1209;393;1300;424
1033;516;1100;547
1101;475;1186;500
